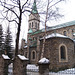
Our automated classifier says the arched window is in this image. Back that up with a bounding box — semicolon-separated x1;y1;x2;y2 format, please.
60;46;66;59
32;22;33;28
25;52;28;58
63;31;67;36
59;44;68;62
32;51;36;60
35;22;37;28
38;23;39;29
29;23;31;28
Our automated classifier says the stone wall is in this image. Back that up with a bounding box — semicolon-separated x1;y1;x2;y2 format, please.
0;55;10;75
13;55;28;75
25;23;75;67
40;37;75;71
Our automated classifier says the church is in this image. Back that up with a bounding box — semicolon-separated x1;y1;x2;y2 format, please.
21;0;75;71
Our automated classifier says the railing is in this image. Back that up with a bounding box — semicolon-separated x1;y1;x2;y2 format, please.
8;63;13;75
8;63;75;75
27;64;75;75
27;64;39;72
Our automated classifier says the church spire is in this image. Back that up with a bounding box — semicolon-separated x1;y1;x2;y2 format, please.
32;0;38;14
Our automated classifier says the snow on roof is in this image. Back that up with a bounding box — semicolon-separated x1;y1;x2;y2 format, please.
73;33;75;36
39;58;49;64
41;33;70;40
24;45;27;48
18;55;28;60
2;54;10;59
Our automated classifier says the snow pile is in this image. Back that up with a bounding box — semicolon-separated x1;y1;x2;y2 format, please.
2;54;10;59
39;58;49;64
27;64;39;72
58;68;75;74
73;33;75;36
18;55;28;60
24;45;27;48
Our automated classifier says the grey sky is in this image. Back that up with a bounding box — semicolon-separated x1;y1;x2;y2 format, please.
1;0;75;48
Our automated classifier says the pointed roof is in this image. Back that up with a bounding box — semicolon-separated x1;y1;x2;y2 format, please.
32;0;38;14
28;29;33;34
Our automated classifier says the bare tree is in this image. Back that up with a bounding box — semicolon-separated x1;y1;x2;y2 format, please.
40;0;66;58
0;0;66;58
0;0;32;56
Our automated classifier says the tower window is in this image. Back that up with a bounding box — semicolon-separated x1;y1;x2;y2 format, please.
63;31;67;36
29;23;31;28
38;23;39;29
35;22;37;28
32;22;33;28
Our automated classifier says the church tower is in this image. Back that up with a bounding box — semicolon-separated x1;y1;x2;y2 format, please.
26;0;40;63
28;0;40;33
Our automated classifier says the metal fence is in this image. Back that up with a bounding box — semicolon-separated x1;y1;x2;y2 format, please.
8;63;75;75
8;63;13;75
26;64;75;75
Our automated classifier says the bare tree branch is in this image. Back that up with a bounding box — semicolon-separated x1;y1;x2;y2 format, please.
0;1;19;19
22;0;29;10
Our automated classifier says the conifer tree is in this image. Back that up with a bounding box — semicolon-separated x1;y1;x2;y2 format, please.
4;26;13;59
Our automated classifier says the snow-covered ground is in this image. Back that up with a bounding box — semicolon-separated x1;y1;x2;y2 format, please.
8;64;75;75
27;64;75;74
58;68;75;74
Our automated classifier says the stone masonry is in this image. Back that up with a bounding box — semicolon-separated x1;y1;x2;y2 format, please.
0;54;10;75
40;37;75;71
13;55;28;75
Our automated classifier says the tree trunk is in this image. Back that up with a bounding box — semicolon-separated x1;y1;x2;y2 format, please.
41;0;49;59
15;13;22;56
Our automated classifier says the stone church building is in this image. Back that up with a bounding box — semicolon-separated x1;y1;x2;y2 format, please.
21;0;75;70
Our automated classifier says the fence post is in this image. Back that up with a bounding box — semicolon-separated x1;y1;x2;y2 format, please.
13;54;29;75
0;54;10;75
38;58;50;75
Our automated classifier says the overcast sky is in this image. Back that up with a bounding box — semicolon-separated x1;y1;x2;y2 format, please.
19;0;75;48
21;0;75;39
1;0;75;48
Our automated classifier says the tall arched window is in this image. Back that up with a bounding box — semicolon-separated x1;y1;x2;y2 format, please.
59;44;68;62
35;22;37;29
32;22;33;28
38;23;39;29
29;23;31;28
60;46;66;59
32;51;36;60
